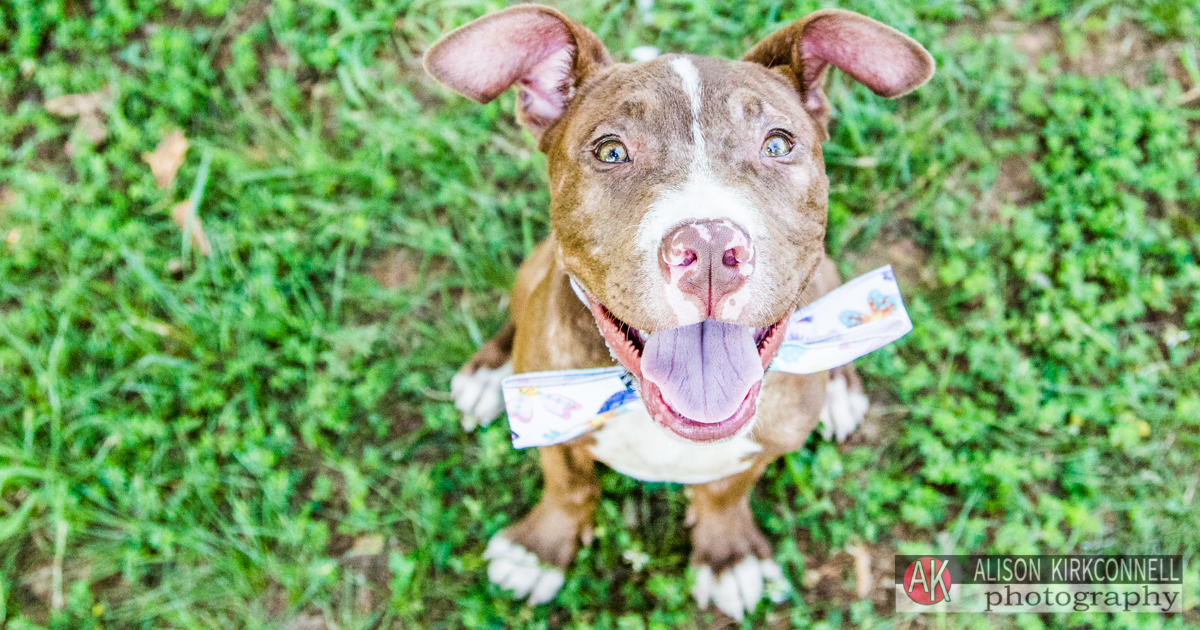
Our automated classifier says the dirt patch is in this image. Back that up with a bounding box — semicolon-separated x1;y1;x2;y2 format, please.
1069;21;1192;88
801;542;898;611
369;248;420;289
282;611;327;630
0;187;14;212
16;557;101;623
211;0;273;71
1009;20;1060;71
945;17;1057;72
976;154;1038;225
981;17;1193;90
368;248;452;293
322;532;393;617
227;0;272;36
846;236;933;289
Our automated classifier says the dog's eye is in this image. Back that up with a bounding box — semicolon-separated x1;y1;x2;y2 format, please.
761;133;793;158
595;139;629;163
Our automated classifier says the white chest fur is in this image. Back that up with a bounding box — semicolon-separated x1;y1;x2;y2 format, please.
585;407;762;485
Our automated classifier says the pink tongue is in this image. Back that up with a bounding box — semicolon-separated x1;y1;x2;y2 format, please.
641;320;764;424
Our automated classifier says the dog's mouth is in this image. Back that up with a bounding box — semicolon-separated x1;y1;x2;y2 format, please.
578;287;789;442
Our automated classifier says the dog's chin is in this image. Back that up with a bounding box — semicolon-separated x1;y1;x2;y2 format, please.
641;378;762;443
579;289;790;444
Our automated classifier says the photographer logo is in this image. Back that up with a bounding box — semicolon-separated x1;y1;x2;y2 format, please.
902;557;953;605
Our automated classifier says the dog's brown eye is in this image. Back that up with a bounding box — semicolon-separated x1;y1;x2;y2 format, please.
595;139;629;163
761;133;793;158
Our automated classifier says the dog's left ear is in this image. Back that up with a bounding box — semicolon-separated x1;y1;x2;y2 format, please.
423;5;611;145
743;9;934;134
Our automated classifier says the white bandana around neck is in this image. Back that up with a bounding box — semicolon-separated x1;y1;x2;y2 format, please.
502;265;913;448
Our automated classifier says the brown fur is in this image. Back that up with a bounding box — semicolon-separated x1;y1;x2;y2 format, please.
464;252;845;572
461;322;515;372
503;442;599;567
542;55;829;330
427;4;933;612
510;235;613;373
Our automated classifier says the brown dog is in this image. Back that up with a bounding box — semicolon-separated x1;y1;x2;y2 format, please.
427;5;933;619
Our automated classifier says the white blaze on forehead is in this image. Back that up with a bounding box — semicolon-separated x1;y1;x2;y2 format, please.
633;56;767;326
669;57;702;118
654;57;764;242
669;56;707;169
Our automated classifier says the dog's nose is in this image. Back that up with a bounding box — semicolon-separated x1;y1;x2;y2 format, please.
660;219;755;318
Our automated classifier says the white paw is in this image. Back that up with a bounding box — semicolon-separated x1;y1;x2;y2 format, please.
450;361;512;430
818;374;869;442
483;532;565;605
692;556;790;621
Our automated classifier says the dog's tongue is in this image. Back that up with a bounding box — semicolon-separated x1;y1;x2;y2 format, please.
641;320;764;424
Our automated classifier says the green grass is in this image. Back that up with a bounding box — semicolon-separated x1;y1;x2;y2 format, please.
2;0;1199;628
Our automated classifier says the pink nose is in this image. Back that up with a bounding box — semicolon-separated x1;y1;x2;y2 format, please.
660;219;754;317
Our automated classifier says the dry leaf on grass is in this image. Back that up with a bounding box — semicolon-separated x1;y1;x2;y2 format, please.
844;544;873;599
282;612;327;630
1179;84;1200;106
20;565;55;602
75;115;108;145
344;534;385;559
0;186;14;212
172;201;212;256
44;91;108;117
44;88;111;156
21;560;93;609
142;130;190;189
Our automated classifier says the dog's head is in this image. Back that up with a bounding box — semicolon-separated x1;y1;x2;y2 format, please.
425;5;933;442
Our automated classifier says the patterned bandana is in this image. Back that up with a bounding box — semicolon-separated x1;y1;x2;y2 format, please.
503;265;912;448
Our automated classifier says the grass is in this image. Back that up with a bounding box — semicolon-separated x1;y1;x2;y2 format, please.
1;0;1199;628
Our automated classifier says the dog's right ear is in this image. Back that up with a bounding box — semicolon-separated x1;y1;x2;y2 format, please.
743;10;934;135
423;5;611;145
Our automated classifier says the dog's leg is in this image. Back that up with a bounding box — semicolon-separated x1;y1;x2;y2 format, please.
818;362;870;441
484;442;599;605
687;461;790;620
450;321;515;430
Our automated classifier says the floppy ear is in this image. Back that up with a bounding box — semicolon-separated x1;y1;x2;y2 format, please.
743;9;934;133
423;5;611;145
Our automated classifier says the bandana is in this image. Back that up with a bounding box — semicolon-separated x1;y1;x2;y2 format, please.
503;265;912;448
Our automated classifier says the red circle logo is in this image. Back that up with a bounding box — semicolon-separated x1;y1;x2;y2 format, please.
902;557;953;605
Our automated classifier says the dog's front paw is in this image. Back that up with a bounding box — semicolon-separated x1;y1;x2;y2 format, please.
692;556;790;621
483;531;565;605
450;361;512;430
818;367;869;442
